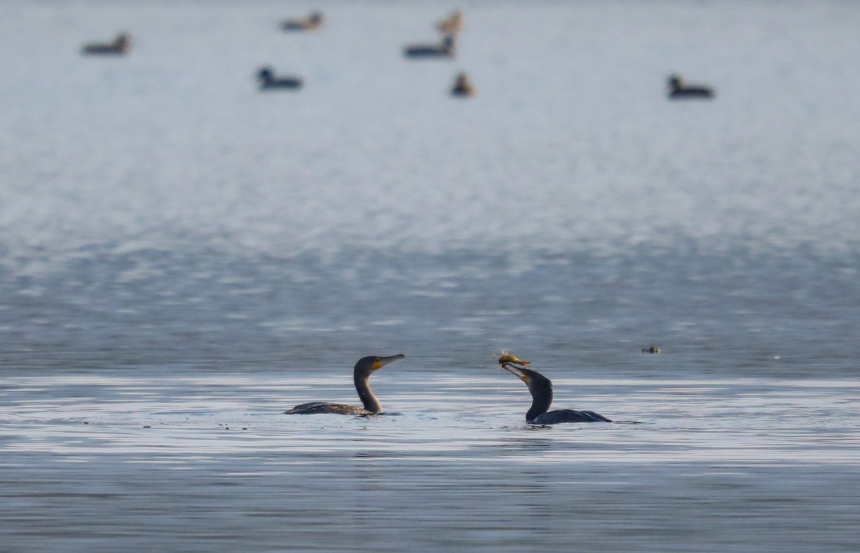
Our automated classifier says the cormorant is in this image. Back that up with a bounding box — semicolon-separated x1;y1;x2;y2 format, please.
256;67;303;90
82;33;130;55
497;352;611;424
667;74;714;99
285;354;406;415
404;35;456;58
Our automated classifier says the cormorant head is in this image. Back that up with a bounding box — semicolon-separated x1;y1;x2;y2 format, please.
667;74;683;91
500;364;552;395
499;359;554;420
497;352;551;394
354;354;406;378
114;33;131;52
257;67;273;83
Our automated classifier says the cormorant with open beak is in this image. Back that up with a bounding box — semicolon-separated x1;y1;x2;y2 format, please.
497;352;611;424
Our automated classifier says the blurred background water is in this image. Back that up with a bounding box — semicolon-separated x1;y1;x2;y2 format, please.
1;0;859;551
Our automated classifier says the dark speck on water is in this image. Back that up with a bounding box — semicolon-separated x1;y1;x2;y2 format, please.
1;1;860;552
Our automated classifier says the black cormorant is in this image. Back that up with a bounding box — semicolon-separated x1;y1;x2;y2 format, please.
404;35;456;58
497;352;611;424
667;74;714;99
82;33;130;55
285;354;406;415
256;67;303;90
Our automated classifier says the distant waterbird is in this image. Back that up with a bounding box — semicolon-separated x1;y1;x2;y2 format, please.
451;72;476;97
667;74;714;99
496;352;611;424
285;354;406;415
256;67;303;90
282;11;324;32
404;34;456;59
81;33;131;56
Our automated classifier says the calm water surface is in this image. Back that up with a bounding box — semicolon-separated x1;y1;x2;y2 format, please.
1;0;859;551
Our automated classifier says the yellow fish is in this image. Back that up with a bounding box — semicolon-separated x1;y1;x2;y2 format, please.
494;351;530;368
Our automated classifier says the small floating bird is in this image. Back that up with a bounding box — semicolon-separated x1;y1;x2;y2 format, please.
450;72;476;97
256;67;303;90
497;351;611;424
81;33;131;55
285;354;406;415
282;11;324;32
667;74;714;99
404;34;456;58
642;345;660;354
436;10;464;35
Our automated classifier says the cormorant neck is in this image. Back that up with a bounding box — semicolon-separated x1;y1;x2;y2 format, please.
526;379;553;422
355;373;382;414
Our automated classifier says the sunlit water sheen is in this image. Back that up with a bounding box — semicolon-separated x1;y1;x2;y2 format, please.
2;0;860;551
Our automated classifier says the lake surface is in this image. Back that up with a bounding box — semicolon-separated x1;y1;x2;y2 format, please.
1;0;859;551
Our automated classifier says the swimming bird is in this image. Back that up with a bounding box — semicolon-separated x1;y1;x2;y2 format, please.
285;354;406;415
81;33;131;55
404;34;456;58
436;10;464;35
451;72;476;97
256;67;303;90
497;352;611;424
642;345;660;354
282;11;324;32
667;74;714;99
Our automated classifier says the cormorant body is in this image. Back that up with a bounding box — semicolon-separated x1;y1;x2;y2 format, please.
285;354;405;415
82;34;130;55
404;35;456;58
498;354;611;424
257;67;303;90
667;74;714;99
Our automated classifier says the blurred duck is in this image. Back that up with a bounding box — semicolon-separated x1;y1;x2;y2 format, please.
667;74;714;99
282;11;324;31
642;345;660;354
404;34;456;59
450;72;475;97
257;67;303;90
437;10;464;35
81;33;130;55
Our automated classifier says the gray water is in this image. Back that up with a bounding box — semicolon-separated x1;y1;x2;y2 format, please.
1;0;860;551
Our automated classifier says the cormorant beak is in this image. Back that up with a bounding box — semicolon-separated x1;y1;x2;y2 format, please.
500;362;529;383
372;354;406;371
495;351;530;382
